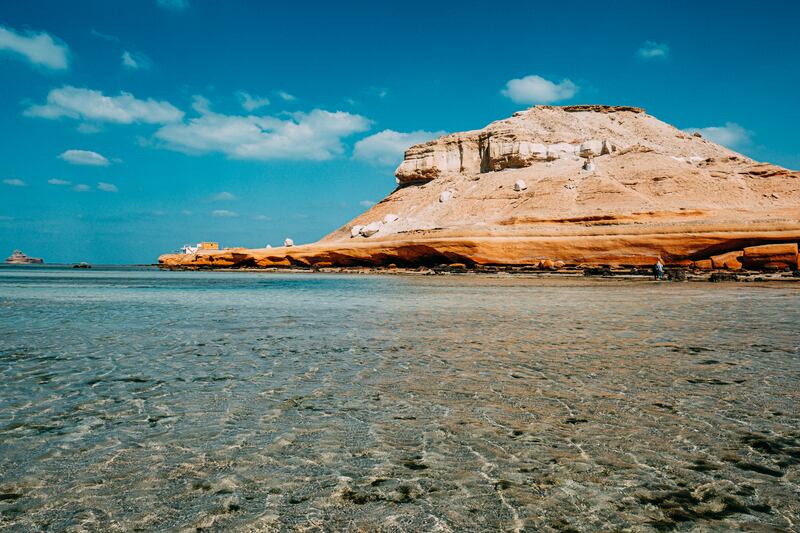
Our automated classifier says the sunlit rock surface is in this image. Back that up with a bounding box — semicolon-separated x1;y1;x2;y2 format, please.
159;105;800;269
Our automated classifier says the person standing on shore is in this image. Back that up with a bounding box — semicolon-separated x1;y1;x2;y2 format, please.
653;259;664;280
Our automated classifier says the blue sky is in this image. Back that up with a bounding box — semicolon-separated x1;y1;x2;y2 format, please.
1;0;798;264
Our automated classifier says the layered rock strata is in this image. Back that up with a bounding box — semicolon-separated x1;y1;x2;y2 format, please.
160;105;800;270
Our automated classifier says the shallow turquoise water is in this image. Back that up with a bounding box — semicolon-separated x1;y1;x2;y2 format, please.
1;267;798;531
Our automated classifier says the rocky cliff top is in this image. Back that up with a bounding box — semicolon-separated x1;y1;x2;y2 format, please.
393;104;744;185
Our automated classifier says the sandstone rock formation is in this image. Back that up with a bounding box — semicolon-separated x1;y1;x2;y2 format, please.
159;105;800;270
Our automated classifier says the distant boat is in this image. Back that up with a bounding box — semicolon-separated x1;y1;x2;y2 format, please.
5;250;43;264
72;262;92;269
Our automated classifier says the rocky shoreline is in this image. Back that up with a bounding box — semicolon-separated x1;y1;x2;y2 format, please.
158;262;800;283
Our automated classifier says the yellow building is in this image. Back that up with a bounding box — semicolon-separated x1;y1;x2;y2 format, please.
197;242;219;250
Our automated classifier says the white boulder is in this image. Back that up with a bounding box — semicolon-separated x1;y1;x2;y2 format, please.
583;159;596;172
514;179;527;191
439;190;452;203
578;140;604;158
284;238;294;247
265;244;272;249
351;225;365;238
383;213;399;224
360;222;382;237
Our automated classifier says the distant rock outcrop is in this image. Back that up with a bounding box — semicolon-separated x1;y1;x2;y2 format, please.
160;105;800;270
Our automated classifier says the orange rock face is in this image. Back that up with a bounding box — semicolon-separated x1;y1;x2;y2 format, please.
741;243;799;270
711;250;744;270
159;105;800;270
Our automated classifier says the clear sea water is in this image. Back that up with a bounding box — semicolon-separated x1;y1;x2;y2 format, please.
1;266;798;531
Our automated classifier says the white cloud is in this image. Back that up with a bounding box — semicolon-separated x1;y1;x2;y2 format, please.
353;129;444;166
359;200;375;207
501;75;578;105
191;95;211;114
3;178;26;187
684;123;751;149
97;182;118;192
0;25;69;70
156;0;189;10
637;41;670;59
181;209;193;215
122;50;152;70
237;91;270;111
212;209;238;217
58;149;110;166
77;123;102;134
211;191;237;201
253;214;271;221
48;178;71;185
277;91;296;102
25;86;184;124
73;184;91;192
155;106;371;160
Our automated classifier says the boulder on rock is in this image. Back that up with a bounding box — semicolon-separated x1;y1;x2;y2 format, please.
284;238;294;247
514;179;527;191
439;190;452;203
360;222;382;237
351;225;365;238
539;259;555;270
741;243;798;270
711;250;743;270
583;159;596;171
383;213;399;224
693;259;713;270
578;140;604;158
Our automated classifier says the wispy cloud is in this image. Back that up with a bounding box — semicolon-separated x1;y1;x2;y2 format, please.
156;0;189;10
73;184;91;192
48;178;71;185
253;214;271;221
277;91;296;102
501;75;578;104
637;41;670;60
97;182;118;192
3;178;26;187
77;123;102;134
354;129;444;166
155;101;371;160
58;149;110;166
122;50;152;70
211;191;237;201
359;200;375;207
211;209;238;217
0;25;69;70
684;122;752;149
90;29;120;43
26;86;183;124
237;91;270;112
